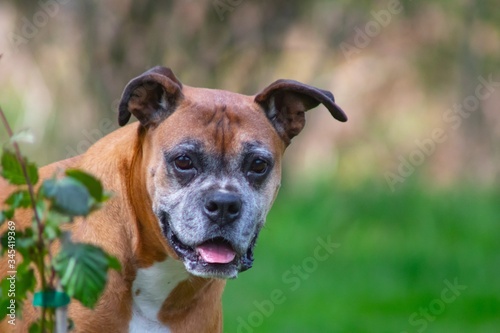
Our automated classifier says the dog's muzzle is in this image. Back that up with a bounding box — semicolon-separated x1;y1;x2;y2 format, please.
158;195;257;279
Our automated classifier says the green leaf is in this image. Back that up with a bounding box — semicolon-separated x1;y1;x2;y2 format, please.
35;198;47;222
29;321;40;333
44;210;71;240
0;149;38;185
1;149;24;185
16;265;36;300
5;190;31;209
0;268;30;321
41;178;91;217
0;297;10;321
0;278;11;320
41;178;57;197
65;169;105;202
3;208;14;220
43;223;60;241
0;229;17;255
54;241;121;308
0;211;5;225
107;255;121;271
26;161;39;185
0;227;35;258
46;210;71;226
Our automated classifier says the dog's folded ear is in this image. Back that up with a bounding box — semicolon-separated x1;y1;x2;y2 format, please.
118;66;183;127
254;80;347;144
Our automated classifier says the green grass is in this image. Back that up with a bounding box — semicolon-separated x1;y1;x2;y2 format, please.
223;180;500;333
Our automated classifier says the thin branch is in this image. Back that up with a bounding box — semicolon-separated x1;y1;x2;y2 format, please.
0;106;48;332
0;107;43;232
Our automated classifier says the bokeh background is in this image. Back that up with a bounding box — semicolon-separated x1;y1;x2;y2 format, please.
1;0;499;332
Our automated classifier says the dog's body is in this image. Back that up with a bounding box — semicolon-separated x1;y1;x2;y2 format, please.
0;67;346;332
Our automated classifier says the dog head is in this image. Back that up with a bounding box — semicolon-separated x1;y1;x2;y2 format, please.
118;66;346;279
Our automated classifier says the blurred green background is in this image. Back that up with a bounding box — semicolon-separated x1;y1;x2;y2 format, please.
0;0;499;332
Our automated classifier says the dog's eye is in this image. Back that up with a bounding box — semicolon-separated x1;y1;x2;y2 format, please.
174;155;194;170
249;158;268;174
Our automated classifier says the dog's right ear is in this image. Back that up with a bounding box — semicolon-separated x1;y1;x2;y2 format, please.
255;79;347;145
118;66;183;127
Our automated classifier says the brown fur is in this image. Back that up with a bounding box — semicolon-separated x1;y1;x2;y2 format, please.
0;67;346;332
0;123;226;332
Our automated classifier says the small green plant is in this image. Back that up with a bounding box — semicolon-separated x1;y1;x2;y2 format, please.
0;107;120;332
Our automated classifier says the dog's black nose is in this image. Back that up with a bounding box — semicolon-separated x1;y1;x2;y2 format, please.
204;191;242;225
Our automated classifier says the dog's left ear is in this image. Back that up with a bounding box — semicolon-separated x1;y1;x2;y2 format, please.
255;79;347;144
118;66;183;127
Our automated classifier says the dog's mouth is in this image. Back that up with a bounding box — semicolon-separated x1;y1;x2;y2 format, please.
160;213;256;279
196;238;236;264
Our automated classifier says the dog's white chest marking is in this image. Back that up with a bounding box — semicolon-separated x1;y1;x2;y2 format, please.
129;258;189;332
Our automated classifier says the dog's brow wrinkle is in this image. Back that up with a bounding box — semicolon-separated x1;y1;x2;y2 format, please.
206;105;234;156
165;140;204;160
203;108;218;126
242;141;273;161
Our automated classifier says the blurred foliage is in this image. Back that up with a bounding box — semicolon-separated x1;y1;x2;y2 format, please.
0;0;498;188
0;1;499;331
224;179;500;332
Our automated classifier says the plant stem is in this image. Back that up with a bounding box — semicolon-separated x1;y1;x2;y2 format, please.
0;108;43;231
0;107;48;332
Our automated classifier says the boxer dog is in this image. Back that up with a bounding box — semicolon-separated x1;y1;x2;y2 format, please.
0;66;346;332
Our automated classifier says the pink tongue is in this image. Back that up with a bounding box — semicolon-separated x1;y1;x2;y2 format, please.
196;242;236;264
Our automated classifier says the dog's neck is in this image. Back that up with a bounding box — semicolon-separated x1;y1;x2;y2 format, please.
126;127;170;266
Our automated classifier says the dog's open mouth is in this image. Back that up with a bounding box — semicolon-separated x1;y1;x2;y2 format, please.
160;213;255;279
196;238;236;264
